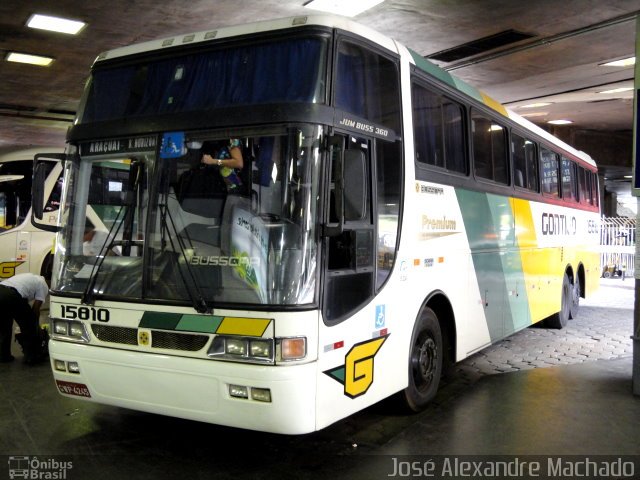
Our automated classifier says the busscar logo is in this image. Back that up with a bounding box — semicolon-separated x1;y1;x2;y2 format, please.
8;456;73;479
190;255;260;267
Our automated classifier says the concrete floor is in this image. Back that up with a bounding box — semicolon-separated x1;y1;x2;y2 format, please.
1;279;639;479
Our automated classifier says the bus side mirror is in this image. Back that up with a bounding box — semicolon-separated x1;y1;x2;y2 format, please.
32;161;47;221
31;153;66;232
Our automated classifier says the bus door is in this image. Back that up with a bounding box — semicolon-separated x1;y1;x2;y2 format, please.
322;134;374;323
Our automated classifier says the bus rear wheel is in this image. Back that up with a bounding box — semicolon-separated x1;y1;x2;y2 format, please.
569;275;581;319
402;307;443;412
546;273;571;329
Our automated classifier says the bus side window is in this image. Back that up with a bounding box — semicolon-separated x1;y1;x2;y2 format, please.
411;81;466;174
512;133;538;191
471;110;508;184
541;147;559;198
561;156;578;202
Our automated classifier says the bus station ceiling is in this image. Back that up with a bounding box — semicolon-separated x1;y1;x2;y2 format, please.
0;0;638;149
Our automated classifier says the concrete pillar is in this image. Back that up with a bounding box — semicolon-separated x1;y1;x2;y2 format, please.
632;15;640;396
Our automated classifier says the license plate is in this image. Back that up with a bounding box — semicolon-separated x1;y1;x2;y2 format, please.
56;380;91;398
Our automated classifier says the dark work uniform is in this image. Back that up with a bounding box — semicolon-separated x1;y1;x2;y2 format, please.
0;273;48;363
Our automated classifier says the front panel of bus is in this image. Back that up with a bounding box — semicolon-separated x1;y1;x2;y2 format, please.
47;23;407;433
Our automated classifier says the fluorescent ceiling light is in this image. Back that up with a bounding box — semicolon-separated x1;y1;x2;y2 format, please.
27;13;86;35
6;52;54;67
600;57;635;67
303;0;385;17
520;112;548;118
548;119;573;125
598;87;633;94
519;102;552;109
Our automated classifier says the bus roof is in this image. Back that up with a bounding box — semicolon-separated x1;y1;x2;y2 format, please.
93;15;595;169
94;15;397;64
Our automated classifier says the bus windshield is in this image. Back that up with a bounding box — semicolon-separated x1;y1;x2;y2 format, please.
55;126;321;308
79;36;328;123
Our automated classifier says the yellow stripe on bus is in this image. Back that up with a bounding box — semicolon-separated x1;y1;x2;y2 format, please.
216;317;271;337
511;198;559;323
480;92;508;116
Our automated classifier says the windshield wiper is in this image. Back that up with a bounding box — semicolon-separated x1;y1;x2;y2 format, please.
82;161;143;305
81;202;126;305
158;197;211;314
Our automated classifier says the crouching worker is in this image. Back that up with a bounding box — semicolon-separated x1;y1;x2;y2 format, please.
0;273;49;365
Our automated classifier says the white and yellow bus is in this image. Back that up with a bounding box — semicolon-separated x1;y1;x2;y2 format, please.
0;147;65;281
34;16;600;434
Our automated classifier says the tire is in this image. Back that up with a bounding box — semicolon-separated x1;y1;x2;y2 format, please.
569;275;580;319
40;253;53;283
546;273;571;329
402;307;443;412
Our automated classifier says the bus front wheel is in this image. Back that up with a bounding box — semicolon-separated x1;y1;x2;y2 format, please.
402;307;443;412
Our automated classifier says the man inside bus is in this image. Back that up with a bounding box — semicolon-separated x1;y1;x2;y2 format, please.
0;272;49;365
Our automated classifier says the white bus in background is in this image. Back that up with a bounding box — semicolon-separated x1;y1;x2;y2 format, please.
0;147;65;280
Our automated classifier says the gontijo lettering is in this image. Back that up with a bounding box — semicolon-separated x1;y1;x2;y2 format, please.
541;213;577;236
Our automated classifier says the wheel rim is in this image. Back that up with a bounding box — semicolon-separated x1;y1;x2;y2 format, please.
562;280;571;318
572;281;580;309
411;333;438;391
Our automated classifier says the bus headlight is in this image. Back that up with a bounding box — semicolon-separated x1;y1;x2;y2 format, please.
226;338;247;356
250;340;272;359
51;319;90;343
208;336;274;363
53;320;69;336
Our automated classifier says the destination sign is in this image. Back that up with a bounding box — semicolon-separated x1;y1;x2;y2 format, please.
80;135;157;157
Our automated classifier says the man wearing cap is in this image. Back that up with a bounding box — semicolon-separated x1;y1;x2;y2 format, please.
0;273;49;364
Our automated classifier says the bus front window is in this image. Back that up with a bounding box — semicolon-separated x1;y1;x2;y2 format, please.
55;153;150;298
148;127;321;307
55;126;321;308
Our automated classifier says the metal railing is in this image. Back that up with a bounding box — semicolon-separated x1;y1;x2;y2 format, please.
600;216;635;279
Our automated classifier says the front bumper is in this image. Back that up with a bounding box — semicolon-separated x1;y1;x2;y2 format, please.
50;340;318;434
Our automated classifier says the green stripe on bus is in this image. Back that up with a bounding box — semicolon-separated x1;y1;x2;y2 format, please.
486;195;530;333
409;48;485;104
139;312;181;330
455;189;519;342
176;314;224;333
409;49;458;89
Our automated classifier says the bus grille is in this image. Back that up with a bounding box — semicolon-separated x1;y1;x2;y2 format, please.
151;331;209;351
91;325;138;345
90;325;209;351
